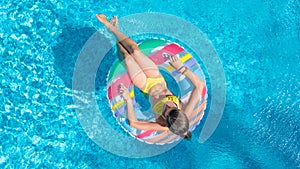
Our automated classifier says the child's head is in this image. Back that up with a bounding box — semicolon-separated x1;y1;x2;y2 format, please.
166;108;191;139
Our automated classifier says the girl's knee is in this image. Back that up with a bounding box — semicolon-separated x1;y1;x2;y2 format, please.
125;55;134;62
125;55;136;66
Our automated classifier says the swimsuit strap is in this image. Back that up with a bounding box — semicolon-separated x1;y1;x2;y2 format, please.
153;95;180;119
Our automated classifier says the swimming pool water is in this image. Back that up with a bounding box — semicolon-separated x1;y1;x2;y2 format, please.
1;0;299;168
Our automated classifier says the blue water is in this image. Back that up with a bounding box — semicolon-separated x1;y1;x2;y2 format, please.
1;0;299;168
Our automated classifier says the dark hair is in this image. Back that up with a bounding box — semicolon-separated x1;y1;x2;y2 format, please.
166;109;192;139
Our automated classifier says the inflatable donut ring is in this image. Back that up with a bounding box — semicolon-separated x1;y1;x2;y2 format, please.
107;39;207;145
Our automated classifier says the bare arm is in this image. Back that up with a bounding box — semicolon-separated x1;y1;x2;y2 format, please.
169;55;204;87
181;67;205;113
120;84;169;131
169;55;205;113
182;67;204;89
126;99;168;131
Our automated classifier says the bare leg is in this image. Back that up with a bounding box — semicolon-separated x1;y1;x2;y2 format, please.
96;14;162;78
131;50;162;78
118;39;147;91
110;16;124;61
96;14;135;53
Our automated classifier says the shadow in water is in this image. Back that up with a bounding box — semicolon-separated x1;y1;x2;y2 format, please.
52;26;112;89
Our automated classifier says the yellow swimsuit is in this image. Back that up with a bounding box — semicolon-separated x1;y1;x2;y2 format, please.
142;77;166;94
152;95;180;119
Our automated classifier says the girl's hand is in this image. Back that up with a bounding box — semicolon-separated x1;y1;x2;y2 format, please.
120;84;130;101
169;55;184;70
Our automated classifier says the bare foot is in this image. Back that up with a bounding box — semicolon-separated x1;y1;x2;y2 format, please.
95;14;118;32
110;16;118;29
